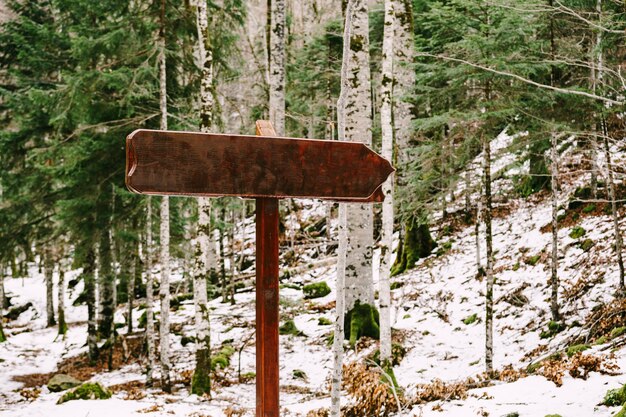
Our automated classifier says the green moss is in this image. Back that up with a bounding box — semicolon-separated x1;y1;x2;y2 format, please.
581;238;594;252
595;335;608;345
463;313;478;325
502;413;519;417
512;262;520;271
57;383;111;404
318;317;332;326
525;255;541;266
566;344;590;357
390;281;405;290
391;221;436;276
612;327;626;338
540;321;565;339
569;226;586;239
582;204;596;213
303;282;331;299
603;385;626;406
344;301;380;348
279;320;305;336
211;345;235;371
403;314;411;319
292;369;307;380
280;283;301;290
544;415;563;417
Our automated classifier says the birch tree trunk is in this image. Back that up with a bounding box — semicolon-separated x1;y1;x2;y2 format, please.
98;224;114;341
483;136;494;375
342;0;374;313
269;0;285;135
379;0;395;366
44;248;56;327
158;0;172;392
145;200;157;386
475;181;483;274
128;252;136;334
192;0;215;395
0;266;6;342
85;247;98;364
550;132;560;321
331;3;354;414
57;260;67;339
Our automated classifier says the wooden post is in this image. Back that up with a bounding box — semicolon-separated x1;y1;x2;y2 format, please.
255;121;280;417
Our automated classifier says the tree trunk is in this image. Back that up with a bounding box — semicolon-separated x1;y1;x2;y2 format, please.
98;224;114;340
379;0;395;366
44;248;56;327
145;199;157;386
550;132;560;321
475;181;483;274
331;2;354;413
0;266;6;342
128;253;135;334
57;261;68;339
191;199;212;396
483;136;494;375
158;0;171;392
269;0;285;135
341;0;374;313
192;0;215;395
84;247;99;364
603;123;625;290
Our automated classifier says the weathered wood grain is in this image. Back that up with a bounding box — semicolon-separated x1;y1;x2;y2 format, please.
125;129;393;201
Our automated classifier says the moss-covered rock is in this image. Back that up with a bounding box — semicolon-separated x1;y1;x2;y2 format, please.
344;301;379;347
57;382;111;404
569;226;586;239
279;320;305;336
544;414;563;417
211;345;236;371
566;344;590;357
302;282;331;299
540;321;565;339
292;369;307;380
581;238;595;252
582;204;596;213
47;374;81;392
603;384;626;406
614;404;626;417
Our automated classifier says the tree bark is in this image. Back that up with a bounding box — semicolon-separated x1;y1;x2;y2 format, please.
57;260;67;339
331;2;354;413
158;0;171;392
341;0;374;313
84;247;98;364
379;0;395;366
269;0;286;135
550;132;560;321
483;136;494;375
145;199;157;386
44;248;56;327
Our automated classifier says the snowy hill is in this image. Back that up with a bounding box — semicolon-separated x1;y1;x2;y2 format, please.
1;135;625;417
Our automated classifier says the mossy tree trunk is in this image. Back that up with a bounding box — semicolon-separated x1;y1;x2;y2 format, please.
392;220;436;276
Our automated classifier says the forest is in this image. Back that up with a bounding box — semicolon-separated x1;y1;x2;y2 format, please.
0;0;625;416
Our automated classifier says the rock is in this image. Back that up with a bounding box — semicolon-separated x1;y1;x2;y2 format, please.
57;382;111;404
47;374;81;392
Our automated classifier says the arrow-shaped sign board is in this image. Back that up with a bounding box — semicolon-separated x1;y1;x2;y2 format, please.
125;122;394;417
125;129;393;202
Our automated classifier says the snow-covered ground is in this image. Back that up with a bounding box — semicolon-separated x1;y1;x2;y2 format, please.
1;136;625;417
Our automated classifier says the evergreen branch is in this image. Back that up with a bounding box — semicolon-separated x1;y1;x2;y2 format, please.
415;52;624;106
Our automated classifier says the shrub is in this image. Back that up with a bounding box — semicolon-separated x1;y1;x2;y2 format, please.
302;282;331;299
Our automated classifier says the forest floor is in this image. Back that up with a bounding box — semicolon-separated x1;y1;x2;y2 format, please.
1;134;626;417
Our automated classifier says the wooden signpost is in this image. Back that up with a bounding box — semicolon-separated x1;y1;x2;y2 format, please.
125;121;393;417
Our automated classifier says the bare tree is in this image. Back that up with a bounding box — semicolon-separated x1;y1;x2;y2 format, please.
269;0;285;135
483;135;494;375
